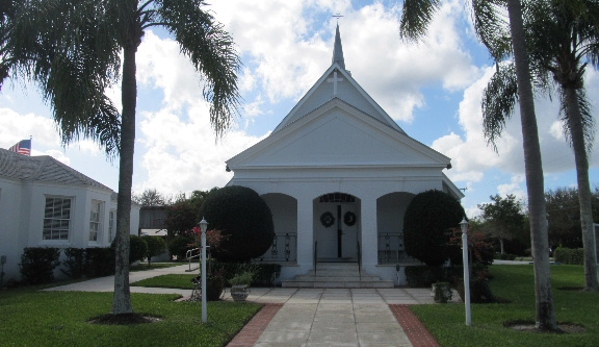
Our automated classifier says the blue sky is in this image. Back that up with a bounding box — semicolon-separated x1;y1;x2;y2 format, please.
1;0;598;217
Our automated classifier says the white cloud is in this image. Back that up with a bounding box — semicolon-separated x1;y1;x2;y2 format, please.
42;149;71;165
0;108;61;149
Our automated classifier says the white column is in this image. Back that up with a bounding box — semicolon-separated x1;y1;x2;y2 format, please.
296;197;314;269
360;197;378;267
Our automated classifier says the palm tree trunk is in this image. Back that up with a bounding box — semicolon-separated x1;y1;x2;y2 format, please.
564;86;599;292
506;0;557;330
112;24;139;316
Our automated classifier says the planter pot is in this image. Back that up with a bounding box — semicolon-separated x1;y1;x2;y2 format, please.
207;277;224;301
230;284;250;302
432;282;452;303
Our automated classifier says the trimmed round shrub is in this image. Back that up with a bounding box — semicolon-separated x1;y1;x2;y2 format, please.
128;235;148;264
403;190;465;267
201;186;275;262
142;236;166;265
111;235;148;264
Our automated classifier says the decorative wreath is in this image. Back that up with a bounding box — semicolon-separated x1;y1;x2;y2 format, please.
343;211;357;226
320;212;335;228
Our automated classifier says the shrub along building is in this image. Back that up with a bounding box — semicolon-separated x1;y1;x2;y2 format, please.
226;26;463;287
0;148;140;283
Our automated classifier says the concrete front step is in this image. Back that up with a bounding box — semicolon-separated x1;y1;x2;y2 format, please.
281;262;394;288
282;279;394;288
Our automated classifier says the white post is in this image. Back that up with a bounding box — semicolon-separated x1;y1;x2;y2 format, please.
460;218;471;326
200;218;208;323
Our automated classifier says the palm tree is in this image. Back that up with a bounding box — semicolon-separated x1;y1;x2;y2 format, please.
2;0;240;316
400;0;557;330
481;0;599;292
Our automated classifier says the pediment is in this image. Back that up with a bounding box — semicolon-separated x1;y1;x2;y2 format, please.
227;101;449;169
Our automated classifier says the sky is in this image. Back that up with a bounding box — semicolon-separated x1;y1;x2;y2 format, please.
1;0;598;218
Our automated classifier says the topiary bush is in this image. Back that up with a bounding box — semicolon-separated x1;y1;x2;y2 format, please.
201;186;275;262
129;235;148;264
142;236;166;265
19;247;61;285
111;235;148;264
403;190;465;267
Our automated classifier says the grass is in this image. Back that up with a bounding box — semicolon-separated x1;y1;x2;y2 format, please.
411;265;599;347
132;274;197;289
0;285;260;347
130;262;182;272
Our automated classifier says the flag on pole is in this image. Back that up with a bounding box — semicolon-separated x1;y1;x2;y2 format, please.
9;139;31;156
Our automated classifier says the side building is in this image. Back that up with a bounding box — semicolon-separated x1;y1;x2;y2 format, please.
0;148;140;283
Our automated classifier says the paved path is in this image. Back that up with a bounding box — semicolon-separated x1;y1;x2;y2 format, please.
47;265;448;347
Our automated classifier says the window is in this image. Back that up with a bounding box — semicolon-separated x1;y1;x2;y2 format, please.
43;197;71;240
89;201;103;242
109;210;116;242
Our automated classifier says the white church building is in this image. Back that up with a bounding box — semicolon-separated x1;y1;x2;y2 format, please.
226;26;463;286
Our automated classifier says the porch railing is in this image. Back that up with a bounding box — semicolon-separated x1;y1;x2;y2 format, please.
314;241;318;274
185;247;201;272
377;232;419;264
357;241;361;280
255;232;297;263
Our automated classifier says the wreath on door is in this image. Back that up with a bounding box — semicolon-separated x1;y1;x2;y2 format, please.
320;212;335;228
343;211;357;226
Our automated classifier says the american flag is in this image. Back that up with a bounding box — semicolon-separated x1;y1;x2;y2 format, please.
9;139;31;156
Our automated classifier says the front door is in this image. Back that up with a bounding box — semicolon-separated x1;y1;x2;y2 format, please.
314;201;359;261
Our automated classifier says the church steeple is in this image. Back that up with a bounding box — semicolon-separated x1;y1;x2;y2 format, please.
332;24;345;70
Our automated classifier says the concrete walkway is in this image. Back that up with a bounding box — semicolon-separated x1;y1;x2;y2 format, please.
47;265;449;347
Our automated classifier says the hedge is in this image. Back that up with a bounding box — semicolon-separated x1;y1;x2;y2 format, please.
554;247;584;265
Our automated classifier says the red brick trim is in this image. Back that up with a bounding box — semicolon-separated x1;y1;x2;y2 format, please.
389;304;442;347
226;303;283;347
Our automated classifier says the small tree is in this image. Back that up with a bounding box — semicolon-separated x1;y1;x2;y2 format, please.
201;186;275;262
164;199;199;238
478;194;528;254
142;236;166;266
403;190;465;267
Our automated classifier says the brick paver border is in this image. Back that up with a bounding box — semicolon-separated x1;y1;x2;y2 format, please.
225;303;283;347
225;302;441;347
389;304;442;347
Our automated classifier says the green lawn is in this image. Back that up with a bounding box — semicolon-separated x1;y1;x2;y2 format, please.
412;265;599;347
0;286;260;347
132;274;197;289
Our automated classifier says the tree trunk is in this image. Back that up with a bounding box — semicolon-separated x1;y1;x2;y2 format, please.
564;86;599;292
113;10;140;315
506;0;557;330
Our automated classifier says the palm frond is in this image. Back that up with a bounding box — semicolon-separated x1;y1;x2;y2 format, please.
6;0;122;157
482;63;518;152
156;0;241;137
472;0;511;61
399;0;440;42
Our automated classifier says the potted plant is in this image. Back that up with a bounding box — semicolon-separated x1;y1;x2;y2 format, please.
432;281;452;303
229;271;253;301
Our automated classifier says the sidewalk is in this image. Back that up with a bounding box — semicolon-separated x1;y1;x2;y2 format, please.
47;265;447;347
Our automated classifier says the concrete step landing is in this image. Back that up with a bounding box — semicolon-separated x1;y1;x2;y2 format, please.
282;262;394;288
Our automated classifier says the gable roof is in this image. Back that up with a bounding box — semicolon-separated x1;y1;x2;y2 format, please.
0;148;113;192
227;98;451;170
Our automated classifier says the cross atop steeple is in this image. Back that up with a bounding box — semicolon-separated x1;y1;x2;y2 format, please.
332;24;345;70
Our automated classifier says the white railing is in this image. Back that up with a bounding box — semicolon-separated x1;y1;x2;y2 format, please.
186;247;201;272
255;233;297;263
377;232;418;264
